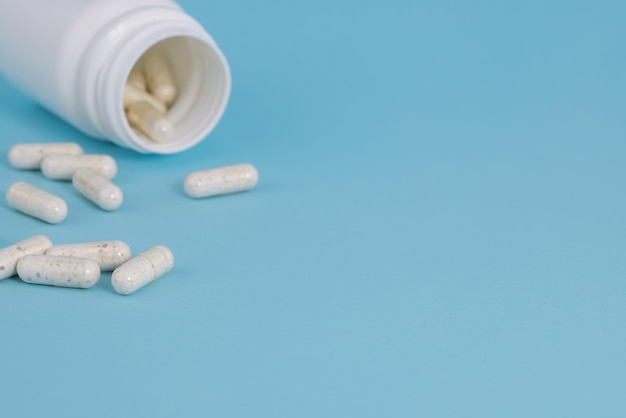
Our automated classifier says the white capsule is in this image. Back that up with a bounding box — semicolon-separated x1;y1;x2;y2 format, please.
126;101;175;144
123;83;167;114
6;182;68;224
41;154;117;180
47;240;131;272
17;255;100;289
0;235;53;280
112;245;174;295
127;63;146;91
7;142;83;170
142;48;177;105
72;168;123;211
184;164;259;198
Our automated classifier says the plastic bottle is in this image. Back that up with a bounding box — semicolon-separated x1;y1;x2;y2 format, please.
0;0;231;154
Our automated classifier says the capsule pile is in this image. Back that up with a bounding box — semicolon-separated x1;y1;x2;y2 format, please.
4;140;258;295
124;47;177;144
6;140;260;223
2;48;261;296
0;235;173;295
6;143;123;222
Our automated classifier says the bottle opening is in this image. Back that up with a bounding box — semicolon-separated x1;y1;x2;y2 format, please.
121;35;231;154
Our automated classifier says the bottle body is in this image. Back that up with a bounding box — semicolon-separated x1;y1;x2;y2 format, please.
0;0;231;154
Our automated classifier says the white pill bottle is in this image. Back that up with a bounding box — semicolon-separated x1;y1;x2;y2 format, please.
0;0;231;154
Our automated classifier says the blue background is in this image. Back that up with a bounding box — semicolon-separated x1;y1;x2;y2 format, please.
1;0;625;416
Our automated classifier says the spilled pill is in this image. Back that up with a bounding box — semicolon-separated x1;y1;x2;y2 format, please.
17;255;100;289
72;168;123;211
8;142;83;170
6;182;68;224
47;240;131;272
0;235;53;280
41;154;117;180
184;164;259;198
112;245;174;295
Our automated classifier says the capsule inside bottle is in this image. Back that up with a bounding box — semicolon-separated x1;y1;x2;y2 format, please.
120;36;231;154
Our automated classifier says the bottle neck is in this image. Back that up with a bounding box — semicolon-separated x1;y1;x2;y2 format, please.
79;6;231;154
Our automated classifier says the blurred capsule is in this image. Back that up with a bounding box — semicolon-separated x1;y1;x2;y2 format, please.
6;182;68;224
41;154;117;180
7;142;83;170
143;48;177;105
184;164;259;198
72;168;123;211
126;101;175;144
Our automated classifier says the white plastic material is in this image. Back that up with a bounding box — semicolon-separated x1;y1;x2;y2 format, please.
0;0;231;154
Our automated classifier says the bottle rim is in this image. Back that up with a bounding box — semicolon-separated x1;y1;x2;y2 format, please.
79;6;231;154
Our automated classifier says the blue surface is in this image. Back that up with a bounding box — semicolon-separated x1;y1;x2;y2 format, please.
1;0;625;416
